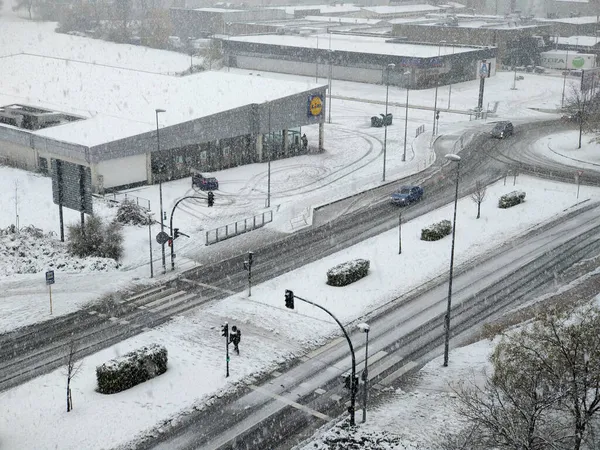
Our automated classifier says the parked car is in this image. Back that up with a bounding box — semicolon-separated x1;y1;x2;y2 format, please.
370;113;393;127
491;121;514;139
391;185;424;206
192;173;219;190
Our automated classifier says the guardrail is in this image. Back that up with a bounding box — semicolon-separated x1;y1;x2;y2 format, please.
205;210;274;245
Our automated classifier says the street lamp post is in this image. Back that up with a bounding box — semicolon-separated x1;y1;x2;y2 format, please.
155;108;166;275
328;50;333;124
402;70;410;162
562;47;570;108
443;153;461;367
448;41;456;109
358;323;370;423
432;41;445;136
382;63;395;182
147;211;155;278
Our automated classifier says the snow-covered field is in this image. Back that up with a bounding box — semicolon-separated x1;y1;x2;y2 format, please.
2;4;600;449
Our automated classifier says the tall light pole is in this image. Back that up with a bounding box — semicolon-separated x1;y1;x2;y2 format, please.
358;322;370;423
562;47;570;108
443;153;461;367
447;41;456;109
402;70;410;162
432;40;445;136
267;103;271;208
316;35;319;83
382;62;395;182
147;211;155;278
155;108;166;275
328;50;333;124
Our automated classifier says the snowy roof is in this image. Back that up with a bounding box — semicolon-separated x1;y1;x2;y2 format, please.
303;15;384;25
269;4;362;14
542;16;600;24
0;54;323;147
361;5;441;14
193;7;244;12
552;35;600;46
228;33;484;57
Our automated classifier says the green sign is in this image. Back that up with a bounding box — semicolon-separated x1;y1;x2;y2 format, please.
571;56;585;68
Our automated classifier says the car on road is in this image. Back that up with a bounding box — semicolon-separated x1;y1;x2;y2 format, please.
391;185;424;206
192;172;219;190
491;121;514;139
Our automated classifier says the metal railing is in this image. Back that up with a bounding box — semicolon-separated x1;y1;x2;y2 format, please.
102;192;151;211
415;124;425;137
205;210;274;245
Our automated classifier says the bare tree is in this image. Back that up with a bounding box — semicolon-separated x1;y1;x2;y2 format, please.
470;180;487;219
65;340;83;412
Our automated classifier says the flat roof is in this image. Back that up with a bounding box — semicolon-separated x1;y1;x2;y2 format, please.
0;54;323;147
228;33;484;57
304;15;384;25
361;5;441;14
540;16;600;24
193;7;244;12
553;35;600;46
269;4;362;14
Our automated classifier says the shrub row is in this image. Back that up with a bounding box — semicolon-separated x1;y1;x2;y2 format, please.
421;220;452;241
327;259;370;287
499;190;526;209
96;344;168;394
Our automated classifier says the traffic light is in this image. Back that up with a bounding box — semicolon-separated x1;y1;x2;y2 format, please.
174;228;180;239
285;290;294;309
248;251;253;266
168;239;173;247
436;110;440;120
208;191;215;207
343;374;359;391
221;323;228;338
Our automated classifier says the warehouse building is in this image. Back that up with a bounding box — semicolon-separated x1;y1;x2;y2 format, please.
222;33;497;89
0;54;327;192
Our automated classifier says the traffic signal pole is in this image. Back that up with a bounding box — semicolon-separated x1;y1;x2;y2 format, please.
168;196;203;271
284;290;357;426
222;323;230;377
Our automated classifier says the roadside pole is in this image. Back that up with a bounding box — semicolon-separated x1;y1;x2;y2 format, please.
45;270;55;314
398;213;402;254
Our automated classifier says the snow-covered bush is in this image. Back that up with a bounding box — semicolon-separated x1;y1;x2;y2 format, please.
67;215;124;261
0;225;120;276
498;190;526;209
326;259;370;287
96;344;168;394
421;220;452;241
115;199;151;226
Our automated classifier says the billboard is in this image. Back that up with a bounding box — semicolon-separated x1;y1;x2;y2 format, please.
51;159;93;215
540;51;596;70
307;94;323;118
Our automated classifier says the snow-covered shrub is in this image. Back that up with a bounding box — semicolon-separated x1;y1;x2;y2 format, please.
498;190;526;209
67;215;124;261
96;344;168;394
326;259;370;287
115;199;151;226
421;220;452;241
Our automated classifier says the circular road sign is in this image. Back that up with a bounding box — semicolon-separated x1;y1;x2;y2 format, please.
156;231;171;245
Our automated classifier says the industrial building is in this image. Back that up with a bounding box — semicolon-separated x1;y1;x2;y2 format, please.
222;33;497;88
0;54;327;192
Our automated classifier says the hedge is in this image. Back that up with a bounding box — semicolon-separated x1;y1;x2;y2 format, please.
96;344;168;394
327;259;370;287
498;190;526;209
421;220;452;241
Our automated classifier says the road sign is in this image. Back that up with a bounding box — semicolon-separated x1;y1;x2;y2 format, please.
156;231;170;245
578;170;584;176
45;270;55;285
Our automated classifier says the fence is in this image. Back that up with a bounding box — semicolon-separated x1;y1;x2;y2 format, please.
102;192;151;211
205;210;273;245
415;124;425;137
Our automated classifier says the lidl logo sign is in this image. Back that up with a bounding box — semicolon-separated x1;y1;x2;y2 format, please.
308;95;323;117
572;56;585;68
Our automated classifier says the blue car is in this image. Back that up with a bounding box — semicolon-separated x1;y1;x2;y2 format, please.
192;173;219;191
391;185;424;206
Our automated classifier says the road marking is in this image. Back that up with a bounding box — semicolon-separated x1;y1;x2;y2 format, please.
330;394;342;402
249;385;331;421
305;336;345;360
180;278;236;295
271;371;282;377
109;317;118;322
314;388;326;395
119;320;130;325
379;361;418;386
88;310;97;315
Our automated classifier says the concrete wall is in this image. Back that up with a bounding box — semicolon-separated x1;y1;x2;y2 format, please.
0;139;37;170
96;153;148;189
